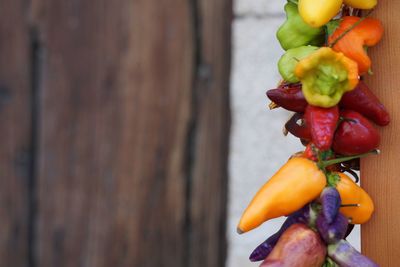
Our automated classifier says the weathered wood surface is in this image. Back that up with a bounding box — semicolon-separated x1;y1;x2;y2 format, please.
0;0;32;266
361;1;400;265
29;0;231;267
186;1;231;266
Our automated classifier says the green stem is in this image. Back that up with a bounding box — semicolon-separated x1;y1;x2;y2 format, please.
321;149;379;168
328;10;373;48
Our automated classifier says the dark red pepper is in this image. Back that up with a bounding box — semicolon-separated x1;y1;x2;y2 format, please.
340;81;390;126
305;105;339;151
268;81;390;127
333;110;380;155
266;83;307;113
285;113;311;140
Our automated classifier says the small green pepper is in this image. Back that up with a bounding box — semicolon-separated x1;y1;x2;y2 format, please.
277;2;325;50
278;45;319;83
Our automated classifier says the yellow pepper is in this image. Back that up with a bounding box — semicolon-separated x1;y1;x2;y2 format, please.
237;157;326;233
343;0;377;9
295;47;359;108
298;0;343;28
335;172;374;224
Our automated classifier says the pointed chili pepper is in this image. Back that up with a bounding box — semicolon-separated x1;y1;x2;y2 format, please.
334;172;375;224
266;83;308;112
249;205;317;262
328;16;384;75
237;157;326;233
285;113;311;140
340;80;390;126
320;187;341;224
268;81;390;126
333;110;380;155
328;240;379;267
305;105;339;151
317;212;349;244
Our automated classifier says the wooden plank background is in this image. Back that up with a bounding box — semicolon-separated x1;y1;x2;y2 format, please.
361;1;400;265
0;0;231;266
0;0;31;266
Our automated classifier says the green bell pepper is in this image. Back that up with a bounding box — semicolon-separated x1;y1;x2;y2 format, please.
278;45;319;83
277;2;325;50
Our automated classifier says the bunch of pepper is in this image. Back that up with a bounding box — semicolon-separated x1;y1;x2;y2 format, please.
238;1;388;266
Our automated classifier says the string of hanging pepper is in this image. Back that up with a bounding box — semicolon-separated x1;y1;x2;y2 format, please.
237;0;387;266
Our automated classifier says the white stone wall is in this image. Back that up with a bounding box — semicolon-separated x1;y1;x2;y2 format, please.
227;1;360;266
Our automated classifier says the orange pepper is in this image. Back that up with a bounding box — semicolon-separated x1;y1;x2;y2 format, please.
335;172;374;224
328;16;383;75
237;157;326;233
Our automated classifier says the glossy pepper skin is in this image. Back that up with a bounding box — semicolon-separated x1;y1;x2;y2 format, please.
305;105;339;151
298;0;343;28
237;157;326;233
328;16;384;75
295;47;359;108
266;83;307;112
340;80;390;126
261;224;327;267
285;113;312;140
320;187;341;224
335;172;374;224
278;45;319;83
333;110;380;155
277;2;325;50
267;81;390;126
317;212;349;244
343;0;377;9
249;205;317;262
328;240;379;267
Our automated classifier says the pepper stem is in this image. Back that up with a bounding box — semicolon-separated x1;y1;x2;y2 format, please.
268;101;279;110
320;149;380;168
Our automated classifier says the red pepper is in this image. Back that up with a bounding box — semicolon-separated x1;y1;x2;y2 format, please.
305;105;339;151
303;144;317;161
340;80;390;126
333;110;380;155
267;81;390;127
285;113;311;140
266;83;308;113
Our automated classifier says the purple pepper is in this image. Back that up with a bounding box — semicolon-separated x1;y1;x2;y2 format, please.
320;187;341;224
249;204;316;262
328;240;379;267
317;212;349;244
249;232;280;262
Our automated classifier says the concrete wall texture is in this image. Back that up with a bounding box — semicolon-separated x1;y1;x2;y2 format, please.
227;1;360;266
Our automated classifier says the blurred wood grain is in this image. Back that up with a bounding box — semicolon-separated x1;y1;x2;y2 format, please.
0;0;231;266
0;0;32;266
361;1;400;265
